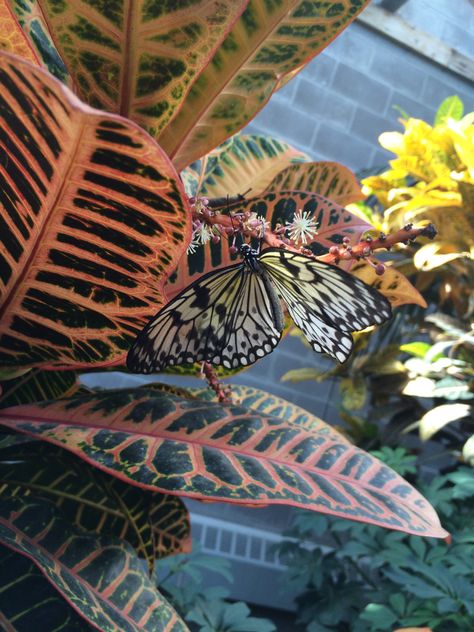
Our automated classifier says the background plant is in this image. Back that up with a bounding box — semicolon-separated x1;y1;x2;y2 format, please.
275;450;474;632
283;96;473;458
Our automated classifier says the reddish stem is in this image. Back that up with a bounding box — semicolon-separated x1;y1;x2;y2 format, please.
197;203;437;265
201;362;232;403
317;223;437;265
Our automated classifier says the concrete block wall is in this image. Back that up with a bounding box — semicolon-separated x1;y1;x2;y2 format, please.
245;14;474;173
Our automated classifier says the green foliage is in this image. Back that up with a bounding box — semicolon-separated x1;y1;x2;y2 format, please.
435;95;464;126
276;461;474;631
156;545;275;632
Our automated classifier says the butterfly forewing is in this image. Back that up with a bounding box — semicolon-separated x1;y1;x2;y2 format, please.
127;262;282;373
259;248;392;363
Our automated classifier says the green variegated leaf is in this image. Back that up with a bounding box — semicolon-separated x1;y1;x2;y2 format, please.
0;51;190;370
11;0;247;131
181;134;309;199
0;388;448;537
0;369;78;408
0;443;191;570
0;547;94;631
265;161;364;206
159;0;371;169
0;496;187;631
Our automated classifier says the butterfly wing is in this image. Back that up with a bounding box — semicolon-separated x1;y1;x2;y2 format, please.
259;248;392;363
127;263;283;373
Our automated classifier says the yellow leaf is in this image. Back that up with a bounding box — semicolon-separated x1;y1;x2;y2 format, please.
351;262;427;308
402;377;436;397
414;242;471;271
419;404;471;440
340;376;367;410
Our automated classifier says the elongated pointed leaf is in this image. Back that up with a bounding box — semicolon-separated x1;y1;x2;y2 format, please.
167;191;374;297
12;0;247;132
0;0;41;66
159;0;371;169
266;162;364;206
351;261;427;308
0;547;93;631
0;443;191;569
181;134;309;199
0;51;190;370
0;496;187;631
0;369;78;408
0;388;448;537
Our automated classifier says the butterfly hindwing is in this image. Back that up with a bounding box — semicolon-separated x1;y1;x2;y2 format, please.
259;248;392;363
127;262;283;373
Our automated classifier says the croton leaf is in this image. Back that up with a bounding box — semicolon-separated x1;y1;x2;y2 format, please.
265;162;365;206
192;383;326;431
0;388;448;537
0;442;191;570
11;0;247;136
0;369;78;408
167;191;374;298
350;261;427;308
0;496;187;631
181;134;309;199
0;547;93;631
0;51;190;370
8;0;69;82
0;0;41;66
158;0;371;169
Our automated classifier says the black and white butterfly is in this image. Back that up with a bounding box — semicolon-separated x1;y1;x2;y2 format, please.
127;245;392;373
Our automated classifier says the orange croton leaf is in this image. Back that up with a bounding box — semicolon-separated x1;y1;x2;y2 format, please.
0;388;448;538
265;162;365;207
351;261;427;308
0;51;191;371
159;0;372;169
0;0;40;65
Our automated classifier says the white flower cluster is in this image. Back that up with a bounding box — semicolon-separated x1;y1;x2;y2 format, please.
286;209;318;245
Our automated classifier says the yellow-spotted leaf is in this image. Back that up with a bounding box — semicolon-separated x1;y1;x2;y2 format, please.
0;52;190;370
0;370;78;408
0;442;191;570
12;0;247;135
167;191;374;298
181;134;309;199
159;0;371;169
0;496;187;631
0;388;448;537
266;162;364;206
0;0;40;65
351;261;427;308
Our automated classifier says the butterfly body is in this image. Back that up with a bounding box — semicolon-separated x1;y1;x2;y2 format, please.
127;246;392;373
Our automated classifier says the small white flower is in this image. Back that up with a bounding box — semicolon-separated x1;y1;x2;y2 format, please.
244;212;270;237
186;237;200;255
286;209;318;245
187;223;213;254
